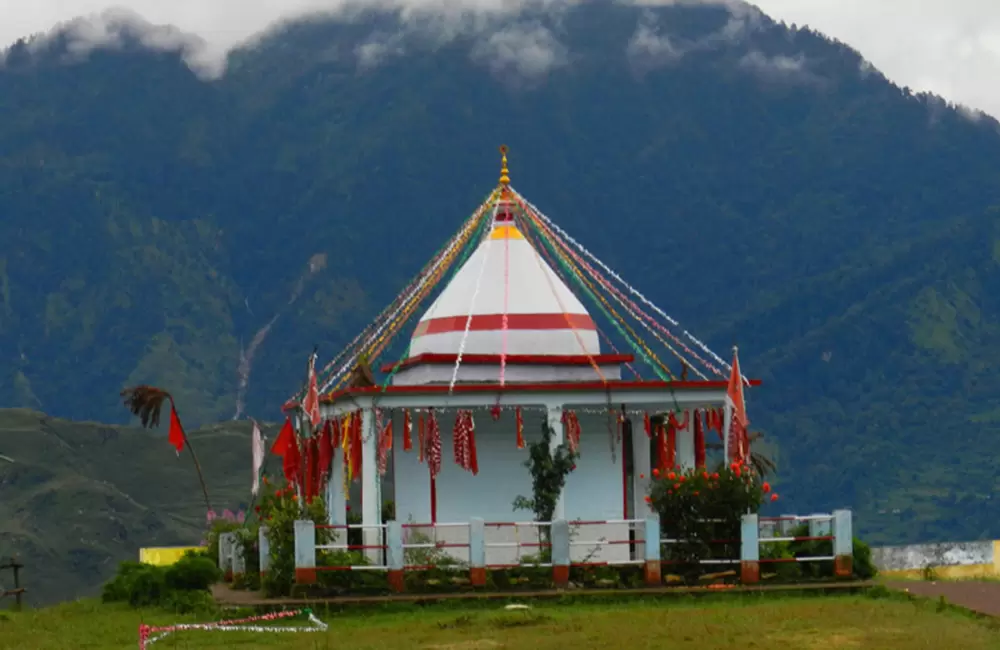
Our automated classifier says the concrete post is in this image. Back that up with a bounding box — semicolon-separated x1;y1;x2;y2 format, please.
218;532;235;582
740;513;760;585
294;519;317;584
551;519;570;588
632;419;654;524
258;526;270;578
469;517;487;587
643;515;661;586
327;446;347;548
780;514;797;535
833;509;853;578
360;408;383;565
386;520;404;592
546;405;567;521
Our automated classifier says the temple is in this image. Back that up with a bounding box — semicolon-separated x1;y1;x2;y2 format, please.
282;146;759;565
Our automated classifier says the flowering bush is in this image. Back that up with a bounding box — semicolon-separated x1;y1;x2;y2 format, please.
647;461;776;582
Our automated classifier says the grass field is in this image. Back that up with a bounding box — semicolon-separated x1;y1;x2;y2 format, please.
2;593;999;650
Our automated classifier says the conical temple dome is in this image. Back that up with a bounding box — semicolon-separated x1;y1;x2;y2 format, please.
410;197;600;359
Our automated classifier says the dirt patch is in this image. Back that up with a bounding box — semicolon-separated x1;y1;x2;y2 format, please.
423;641;502;650
886;581;1000;617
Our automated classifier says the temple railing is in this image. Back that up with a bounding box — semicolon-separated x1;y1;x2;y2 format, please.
270;509;854;591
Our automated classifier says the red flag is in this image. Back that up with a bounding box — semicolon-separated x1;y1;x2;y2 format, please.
168;406;185;453
302;351;322;430
403;410;413;451
726;348;749;463
317;421;333;487
271;417;301;486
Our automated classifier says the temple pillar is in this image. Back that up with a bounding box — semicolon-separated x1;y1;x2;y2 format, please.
676;410;695;471
546;404;566;522
326;446;347;549
361;408;383;564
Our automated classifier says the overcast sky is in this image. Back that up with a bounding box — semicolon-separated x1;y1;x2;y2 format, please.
2;0;1000;118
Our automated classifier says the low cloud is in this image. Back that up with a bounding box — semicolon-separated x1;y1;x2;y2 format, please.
470;21;568;81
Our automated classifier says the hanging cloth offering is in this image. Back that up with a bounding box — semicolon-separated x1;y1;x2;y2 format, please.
403;409;413;452
377;410;392;476
644;412;651;438
562;410;582;454
656;423;669;473
350;411;363;481
418;412;427;463
515;407;525;449
318;421;333;490
452;410;478;474
694;409;706;468
467;412;479;476
426;409;442;478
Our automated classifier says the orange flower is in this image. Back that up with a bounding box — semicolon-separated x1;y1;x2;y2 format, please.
770;493;779;502
291;494;298;502
762;482;771;494
693;491;700;496
262;476;269;486
667;472;676;480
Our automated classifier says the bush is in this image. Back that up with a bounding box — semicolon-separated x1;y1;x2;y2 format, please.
256;479;332;598
164;553;222;591
648;461;765;582
102;554;221;613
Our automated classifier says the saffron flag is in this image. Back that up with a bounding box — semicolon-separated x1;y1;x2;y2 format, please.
168;406;185;454
302;350;322;430
251;419;265;496
725;348;749;463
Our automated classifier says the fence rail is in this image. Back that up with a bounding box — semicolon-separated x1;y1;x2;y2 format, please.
216;509;855;594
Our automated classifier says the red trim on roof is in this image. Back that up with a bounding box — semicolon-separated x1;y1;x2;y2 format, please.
379;353;635;373
283;379;763;412
412;313;596;337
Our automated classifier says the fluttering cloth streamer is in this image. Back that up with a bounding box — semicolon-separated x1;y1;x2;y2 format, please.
139;609;327;650
426;409;442;478
250;419;265;497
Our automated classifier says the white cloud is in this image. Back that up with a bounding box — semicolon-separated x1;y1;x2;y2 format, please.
470;21;568;81
3;0;1000;117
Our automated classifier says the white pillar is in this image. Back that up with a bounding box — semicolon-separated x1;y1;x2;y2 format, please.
546;404;566;522
360;408;382;564
676;410;695;471
326;446;347;549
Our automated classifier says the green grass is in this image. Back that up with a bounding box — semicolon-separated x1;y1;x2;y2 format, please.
2;594;999;650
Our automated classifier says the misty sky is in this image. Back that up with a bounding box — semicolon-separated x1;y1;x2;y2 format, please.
2;0;1000;118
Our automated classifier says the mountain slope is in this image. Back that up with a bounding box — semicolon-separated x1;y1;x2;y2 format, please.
0;409;280;606
0;1;999;546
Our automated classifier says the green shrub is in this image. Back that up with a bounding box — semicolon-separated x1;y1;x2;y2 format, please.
852;537;878;580
164;553;222;591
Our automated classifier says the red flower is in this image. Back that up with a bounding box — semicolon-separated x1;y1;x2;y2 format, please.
770;493;779;502
667;472;676;480
673;483;681;490
571;465;577;471
262;476;269;486
345;505;351;512
254;506;261;513
734;467;742;478
693;491;700;496
711;472;719;480
701;472;709;480
679;475;686;482
275;489;283;498
643;495;652;504
762;482;771;494
639;473;645;479
652;468;660;478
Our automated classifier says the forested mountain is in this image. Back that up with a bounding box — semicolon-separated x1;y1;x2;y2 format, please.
1;1;999;547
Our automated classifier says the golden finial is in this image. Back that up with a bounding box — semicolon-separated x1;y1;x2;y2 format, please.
499;145;510;186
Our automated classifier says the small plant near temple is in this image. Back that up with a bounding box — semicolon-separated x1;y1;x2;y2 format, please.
101;552;219;614
513;420;578;544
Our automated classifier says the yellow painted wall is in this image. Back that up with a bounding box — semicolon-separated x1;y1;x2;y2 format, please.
139;546;206;566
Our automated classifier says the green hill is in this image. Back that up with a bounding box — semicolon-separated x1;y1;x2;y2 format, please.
0;409;280;606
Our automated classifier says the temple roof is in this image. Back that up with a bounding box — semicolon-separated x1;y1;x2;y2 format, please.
288;146;745;406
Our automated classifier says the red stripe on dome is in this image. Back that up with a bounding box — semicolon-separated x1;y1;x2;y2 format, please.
413;313;596;337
